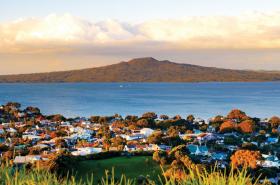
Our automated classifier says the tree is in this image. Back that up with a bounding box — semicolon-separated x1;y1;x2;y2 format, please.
219;120;235;133
111;120;126;129
227;109;249;121
241;143;258;150
238;120;255;133
168;145;190;159
173;115;182;120
269;116;280;128
147;131;163;144
103;138;111;151
152;151;161;162
186;115;195;123
224;136;241;145
230;150;262;169
111;136;126;150
55;138;68;148
211;115;224;123
90;116;100;123
6;102;21;109
25;106;41;115
167;126;179;137
125;115;138;122
163;145;194;180
142;112;157;119
0;144;9;152
136;119;149;128
47;114;66;122
160;115;169;120
210;115;224;130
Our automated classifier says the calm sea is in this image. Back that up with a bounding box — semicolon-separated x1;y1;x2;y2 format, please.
0;82;279;119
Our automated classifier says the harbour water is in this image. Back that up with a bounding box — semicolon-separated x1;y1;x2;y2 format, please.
0;82;279;119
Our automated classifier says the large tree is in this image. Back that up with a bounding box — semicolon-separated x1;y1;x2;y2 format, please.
269;116;280;128
238;120;255;133
227;109;249;121
230;150;262;169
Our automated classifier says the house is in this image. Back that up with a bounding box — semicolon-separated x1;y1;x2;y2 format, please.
23;129;38;135
22;135;42;141
92;124;101;131
81;121;91;125
124;134;145;141
212;152;228;161
135;144;150;151
124;145;137;152
140;128;154;137
131;129;141;134
32;144;50;150
260;154;280;168
14;155;42;164
194;118;205;125
267;137;278;144
17;112;25;118
149;144;171;151
14;145;26;150
187;144;209;156
71;147;102;156
40;120;51;125
109;146;119;151
6;128;17;134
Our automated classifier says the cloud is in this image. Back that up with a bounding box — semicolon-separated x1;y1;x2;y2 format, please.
1;12;280;54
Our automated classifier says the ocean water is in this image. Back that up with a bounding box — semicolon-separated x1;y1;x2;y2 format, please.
0;82;279;119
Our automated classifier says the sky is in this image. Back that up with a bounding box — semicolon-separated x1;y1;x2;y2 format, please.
1;0;280;74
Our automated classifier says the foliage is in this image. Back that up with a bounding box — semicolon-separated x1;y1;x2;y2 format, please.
238;120;255;133
230;150;262;169
227;109;249;121
142;112;157;119
147;131;164;144
268;116;280;128
219;120;236;133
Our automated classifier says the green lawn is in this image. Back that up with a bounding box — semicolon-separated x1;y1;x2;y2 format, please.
74;156;162;183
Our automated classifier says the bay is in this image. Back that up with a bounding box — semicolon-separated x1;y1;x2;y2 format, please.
0;82;279;119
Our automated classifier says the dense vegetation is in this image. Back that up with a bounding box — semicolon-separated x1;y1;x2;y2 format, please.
0;165;266;185
0;57;280;82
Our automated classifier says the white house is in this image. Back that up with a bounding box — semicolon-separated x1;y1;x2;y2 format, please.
17;112;25;118
124;145;137;151
124;134;145;141
149;144;171;151
6;128;17;133
71;147;102;156
22;135;42;141
260;154;280;168
14;155;42;164
140;128;154;137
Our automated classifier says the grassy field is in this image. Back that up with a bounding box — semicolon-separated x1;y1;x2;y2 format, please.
74;156;162;183
0;162;263;185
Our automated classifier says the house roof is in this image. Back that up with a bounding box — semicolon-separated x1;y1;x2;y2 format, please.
187;144;208;154
14;155;41;164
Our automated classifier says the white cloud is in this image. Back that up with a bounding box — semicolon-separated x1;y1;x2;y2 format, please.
1;12;280;54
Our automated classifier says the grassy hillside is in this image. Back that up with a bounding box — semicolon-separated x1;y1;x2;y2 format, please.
74;156;162;183
0;164;265;185
0;57;280;82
